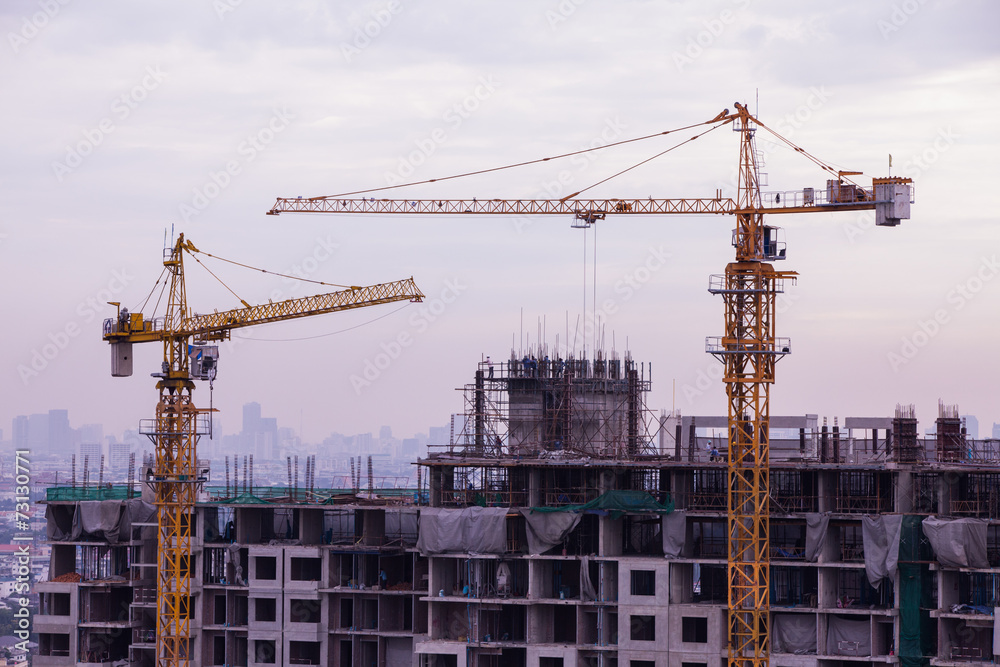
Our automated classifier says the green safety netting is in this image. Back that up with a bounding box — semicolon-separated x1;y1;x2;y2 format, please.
898;514;932;667
217;492;268;505
529;489;673;518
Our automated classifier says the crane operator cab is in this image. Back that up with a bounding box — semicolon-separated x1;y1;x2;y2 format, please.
189;344;219;382
731;224;787;261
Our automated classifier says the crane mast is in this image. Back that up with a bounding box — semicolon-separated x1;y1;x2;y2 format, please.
711;102;796;667
268;103;912;667
104;234;424;667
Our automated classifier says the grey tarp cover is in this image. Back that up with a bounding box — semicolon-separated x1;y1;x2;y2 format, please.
520;509;582;555
61;499;157;543
661;510;686;558
921;517;989;569
71;500;127;543
805;513;829;562
862;515;903;588
827;615;872;656
45;505;73;540
772;614;817;654
580;556;597;601
416;507;508;555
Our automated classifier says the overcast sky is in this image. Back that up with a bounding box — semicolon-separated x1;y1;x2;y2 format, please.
2;0;998;444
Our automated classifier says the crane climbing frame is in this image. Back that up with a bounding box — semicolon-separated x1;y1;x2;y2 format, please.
267;102;913;667
103;233;424;667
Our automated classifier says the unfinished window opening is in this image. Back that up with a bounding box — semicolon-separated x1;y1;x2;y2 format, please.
232;595;248;626
540;659;565;667
254;640;276;664
204;547;226;584
770;521;806;559
623;514;663;555
682;616;708;643
954;473;1000;518
839;522;864;561
289;598;321;624
632;662;656;667
630;569;655;596
39;633;70;657
339;598;353;628
42;592;71;616
681;663;707;667
213;594;226;625
477;604;526;642
770;470;816;513
631;614;656;641
691;468;727;510
553;605;576;643
273;508;298;540
288;641;320;665
838;568;892;608
80;544;129;580
692;519;726;558
323;509;355;545
836;471;891;513
958;572;1000;608
254;597;276;622
912;473;938;514
212;635;225;666
255;556;276;580
771;566;817;607
695;564;726;602
289;557;321;581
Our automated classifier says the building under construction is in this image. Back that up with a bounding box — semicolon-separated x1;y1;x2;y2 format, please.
35;356;1000;667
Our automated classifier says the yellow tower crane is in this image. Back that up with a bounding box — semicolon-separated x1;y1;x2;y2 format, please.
103;233;424;667
267;103;912;667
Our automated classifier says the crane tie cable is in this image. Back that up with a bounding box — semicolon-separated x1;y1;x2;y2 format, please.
561;120;729;201
318;114;735;199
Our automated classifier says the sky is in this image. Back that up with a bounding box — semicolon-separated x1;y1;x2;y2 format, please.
2;0;998;444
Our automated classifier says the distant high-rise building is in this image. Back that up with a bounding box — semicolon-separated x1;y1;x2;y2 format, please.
428;425;448;445
28;413;49;454
108;438;131;472
12;416;28;449
79;423;103;446
379;425;393;441
961;415;979;439
78;441;103;478
993;422;1000;439
48;409;72;456
242;402;261;435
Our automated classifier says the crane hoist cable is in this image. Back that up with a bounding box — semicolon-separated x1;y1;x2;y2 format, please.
319;114;736;199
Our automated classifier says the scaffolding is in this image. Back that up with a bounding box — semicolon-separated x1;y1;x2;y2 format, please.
443;350;658;461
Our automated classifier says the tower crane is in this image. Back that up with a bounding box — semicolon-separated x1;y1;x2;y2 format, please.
266;102;913;667
102;233;424;667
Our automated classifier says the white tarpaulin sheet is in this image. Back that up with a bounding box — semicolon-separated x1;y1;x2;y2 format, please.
862;514;902;588
922;516;989;569
805;513;829;562
520;509;582;555
416;507;508;555
68;499;152;544
772;613;816;654
826;615;871;656
661;510;686;559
